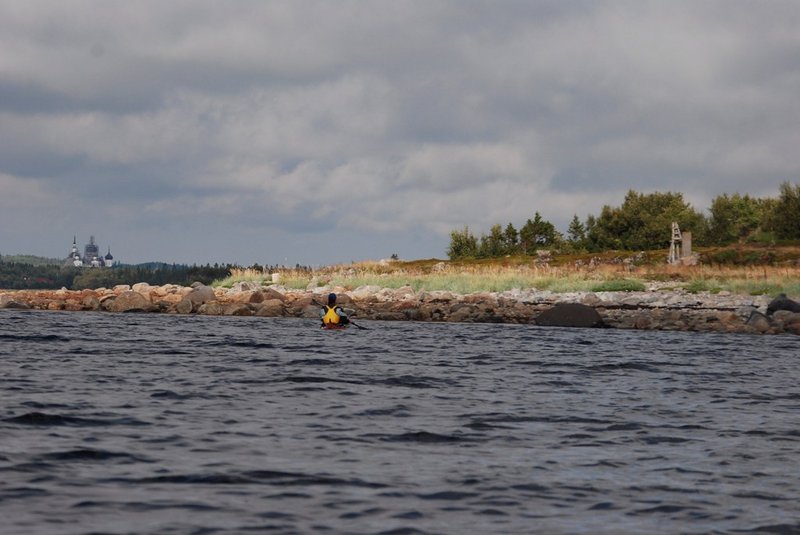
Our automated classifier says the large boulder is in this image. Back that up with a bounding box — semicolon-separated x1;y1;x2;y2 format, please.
767;293;800;315
0;294;30;310
109;291;154;313
186;285;217;305
256;299;285;317
535;303;604;328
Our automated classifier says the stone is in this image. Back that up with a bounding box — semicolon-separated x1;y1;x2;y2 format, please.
262;287;287;302
227;290;264;304
175;298;194;314
767;293;800;315
113;285;131;293
581;293;601;306
224;303;252;316
448;304;476;322
109;291;154;313
132;282;152;295
81;295;100;310
773;310;800;326
186;285;217;305
256;299;285;317
198;302;224;315
536;303;604;328
350;285;382;300
0;294;30;309
230;281;263;292
634;314;652;330
746;311;771;333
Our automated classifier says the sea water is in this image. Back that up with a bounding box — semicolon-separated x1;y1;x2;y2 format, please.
1;310;798;535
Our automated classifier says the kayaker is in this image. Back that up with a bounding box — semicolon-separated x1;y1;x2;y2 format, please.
320;293;350;328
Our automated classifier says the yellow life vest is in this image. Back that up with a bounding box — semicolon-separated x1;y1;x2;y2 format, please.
322;305;340;325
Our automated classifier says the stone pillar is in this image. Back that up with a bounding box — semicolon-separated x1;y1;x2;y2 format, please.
681;231;692;258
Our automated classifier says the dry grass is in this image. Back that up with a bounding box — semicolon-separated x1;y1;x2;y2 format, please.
213;254;800;297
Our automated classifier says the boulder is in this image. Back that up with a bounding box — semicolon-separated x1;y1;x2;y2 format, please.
224;303;252;316
230;281;263;292
227;290;265;304
186;285;217;305
132;282;152;295
350;285;382;300
0;294;30;310
535;303;604;328
109;291;154;313
262;287;287;302
198;302;225;315
746;311;771;333
767;293;800;315
81;295;100;311
256;299;285;317
175;298;194;314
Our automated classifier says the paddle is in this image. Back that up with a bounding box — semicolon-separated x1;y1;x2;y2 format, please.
313;299;368;330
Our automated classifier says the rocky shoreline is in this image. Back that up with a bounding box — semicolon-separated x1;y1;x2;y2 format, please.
2;282;799;335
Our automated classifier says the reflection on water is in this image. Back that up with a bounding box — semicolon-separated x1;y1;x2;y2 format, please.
1;310;799;534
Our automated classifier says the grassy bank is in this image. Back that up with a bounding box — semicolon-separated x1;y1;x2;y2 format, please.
213;249;800;297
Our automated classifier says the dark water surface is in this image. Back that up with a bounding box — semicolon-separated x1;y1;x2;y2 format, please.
1;310;798;535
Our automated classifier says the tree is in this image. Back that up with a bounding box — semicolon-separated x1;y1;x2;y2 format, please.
707;193;767;245
585;190;706;251
447;226;479;260
503;223;519;254
769;181;800;240
519;212;560;253
478;224;506;258
567;214;587;249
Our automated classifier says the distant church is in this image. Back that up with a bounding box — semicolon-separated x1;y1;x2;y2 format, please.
66;236;114;268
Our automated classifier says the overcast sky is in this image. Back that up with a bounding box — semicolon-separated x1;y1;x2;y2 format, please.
1;1;798;266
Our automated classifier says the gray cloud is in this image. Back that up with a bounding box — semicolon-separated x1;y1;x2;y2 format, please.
1;1;799;265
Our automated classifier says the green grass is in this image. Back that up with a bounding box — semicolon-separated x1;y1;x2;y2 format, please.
684;279;723;294
589;279;647;292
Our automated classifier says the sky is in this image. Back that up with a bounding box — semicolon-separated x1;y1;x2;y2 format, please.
1;1;799;266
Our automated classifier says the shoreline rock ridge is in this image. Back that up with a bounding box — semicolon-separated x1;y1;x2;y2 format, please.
1;283;799;335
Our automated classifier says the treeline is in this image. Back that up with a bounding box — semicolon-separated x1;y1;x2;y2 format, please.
0;262;235;290
448;182;800;259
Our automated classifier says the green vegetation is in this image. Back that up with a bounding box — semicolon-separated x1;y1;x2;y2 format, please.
447;182;800;260
589;279;647;292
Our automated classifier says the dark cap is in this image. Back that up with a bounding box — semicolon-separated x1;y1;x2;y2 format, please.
328;293;337;305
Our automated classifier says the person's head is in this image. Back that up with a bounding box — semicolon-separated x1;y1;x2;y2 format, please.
327;293;337;306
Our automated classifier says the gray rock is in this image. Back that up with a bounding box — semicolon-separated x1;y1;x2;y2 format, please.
187;285;217;305
230;281;262;292
535;303;604;328
767;293;800;315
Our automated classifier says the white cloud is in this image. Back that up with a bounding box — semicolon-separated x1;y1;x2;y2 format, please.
1;1;799;263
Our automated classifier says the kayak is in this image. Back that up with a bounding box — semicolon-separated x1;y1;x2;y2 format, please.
321;323;348;330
